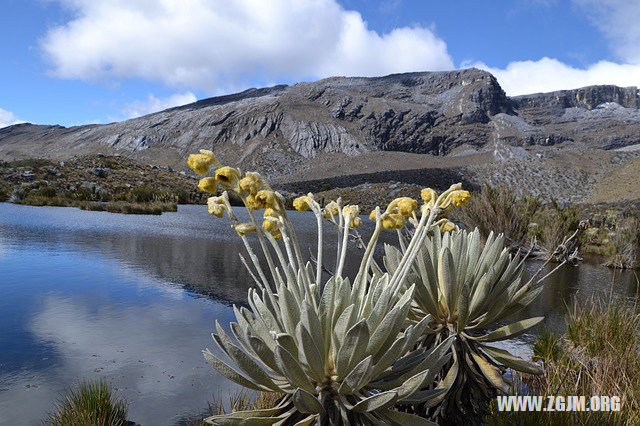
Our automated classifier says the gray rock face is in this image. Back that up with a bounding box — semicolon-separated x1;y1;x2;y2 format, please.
512;85;638;114
0;68;638;182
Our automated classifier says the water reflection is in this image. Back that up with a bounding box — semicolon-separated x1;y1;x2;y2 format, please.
0;203;638;425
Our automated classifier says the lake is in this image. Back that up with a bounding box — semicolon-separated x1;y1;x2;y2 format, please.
0;203;638;425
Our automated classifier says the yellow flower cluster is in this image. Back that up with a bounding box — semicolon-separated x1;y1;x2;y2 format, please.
215;166;241;186
421;185;471;209
293;195;312;212
448;190;471;207
234;223;257;237
383;214;406;230
439;220;457;233
322;201;340;219
262;208;282;239
189;149;472;237
239;174;261;195
342;205;362;228
421;188;437;204
207;196;226;218
188;148;284;216
187;149;217;175
362;186;471;231
368;196;418;230
198;177;217;194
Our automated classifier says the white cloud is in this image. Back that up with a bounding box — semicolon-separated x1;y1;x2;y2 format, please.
574;0;640;64
40;0;453;92
121;92;197;119
0;108;26;128
474;57;640;96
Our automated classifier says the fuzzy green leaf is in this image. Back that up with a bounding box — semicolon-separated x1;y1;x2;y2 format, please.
481;344;543;374
292;388;325;414
352;391;398;413
274;345;315;394
476;317;544;342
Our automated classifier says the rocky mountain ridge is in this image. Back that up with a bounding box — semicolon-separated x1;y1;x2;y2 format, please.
1;68;639;203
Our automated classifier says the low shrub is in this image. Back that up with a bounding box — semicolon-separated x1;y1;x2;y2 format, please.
33;185;58;198
454;184;541;251
536;200;581;253
604;216;640;269
71;187;95;201
130;185;159;203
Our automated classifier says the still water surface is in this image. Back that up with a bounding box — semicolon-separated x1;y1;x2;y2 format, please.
0;203;638;425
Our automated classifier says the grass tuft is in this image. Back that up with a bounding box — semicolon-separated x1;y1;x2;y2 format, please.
47;380;129;426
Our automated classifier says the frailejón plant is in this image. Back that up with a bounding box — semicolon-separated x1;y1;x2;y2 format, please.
385;228;544;424
187;149;471;424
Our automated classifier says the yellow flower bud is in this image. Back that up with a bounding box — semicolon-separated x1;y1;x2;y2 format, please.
323;201;340;219
215;166;241;186
421;188;437;204
255;190;278;210
235;223;257;236
440;220;457;233
293;196;312;212
239;174;260;195
342;205;360;220
187;153;214;175
383;213;406;230
271;229;283;240
262;218;277;232
199;149;217;162
264;208;277;218
245;194;262;210
396;197;417;217
350;217;363;228
369;210;377;221
197;177;217;194
448;190;471;207
207;196;226;218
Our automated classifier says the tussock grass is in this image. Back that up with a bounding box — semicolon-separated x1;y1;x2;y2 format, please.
604;216;640;269
489;296;640;425
46;380;129;426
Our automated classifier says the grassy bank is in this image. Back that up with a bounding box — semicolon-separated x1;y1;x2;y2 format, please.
0;155;202;214
16;195;178;215
489;296;640;425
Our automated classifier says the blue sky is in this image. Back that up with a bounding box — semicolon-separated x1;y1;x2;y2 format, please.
1;0;639;128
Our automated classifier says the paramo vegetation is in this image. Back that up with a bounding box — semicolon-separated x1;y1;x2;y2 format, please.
187;149;555;425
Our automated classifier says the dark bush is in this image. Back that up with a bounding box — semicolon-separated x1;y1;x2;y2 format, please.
33;186;57;198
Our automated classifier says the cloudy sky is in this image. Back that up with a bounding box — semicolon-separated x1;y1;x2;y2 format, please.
1;0;639;128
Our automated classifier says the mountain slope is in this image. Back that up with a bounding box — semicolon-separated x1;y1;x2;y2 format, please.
1;68;639;202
